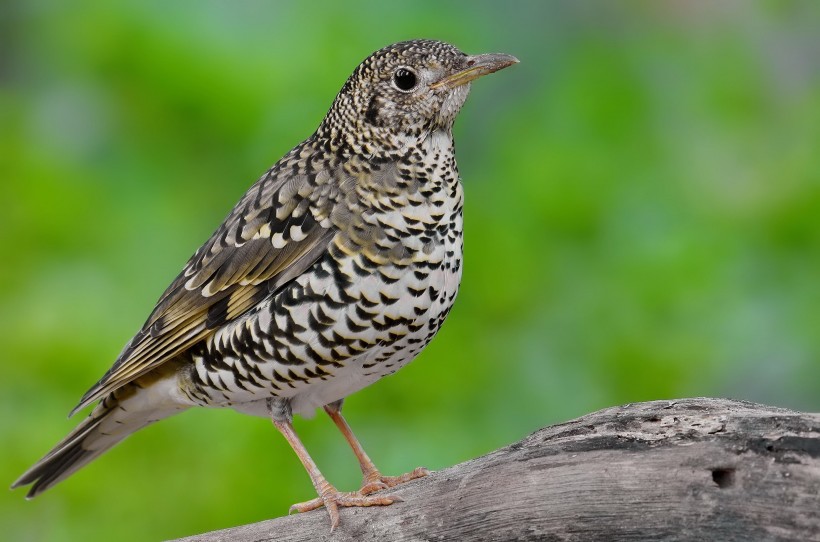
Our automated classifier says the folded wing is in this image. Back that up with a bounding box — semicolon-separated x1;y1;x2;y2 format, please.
71;155;350;415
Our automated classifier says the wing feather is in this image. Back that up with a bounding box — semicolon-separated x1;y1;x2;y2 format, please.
70;153;345;415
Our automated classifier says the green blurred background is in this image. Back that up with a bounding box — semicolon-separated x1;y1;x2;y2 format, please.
2;1;819;540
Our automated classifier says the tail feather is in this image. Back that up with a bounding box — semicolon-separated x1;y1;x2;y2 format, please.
13;368;189;497
13;403;123;498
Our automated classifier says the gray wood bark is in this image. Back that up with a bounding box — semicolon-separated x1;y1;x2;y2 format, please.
172;398;820;542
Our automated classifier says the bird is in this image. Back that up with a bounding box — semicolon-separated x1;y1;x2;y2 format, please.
12;39;518;529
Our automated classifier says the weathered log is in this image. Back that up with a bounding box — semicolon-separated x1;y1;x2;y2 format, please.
173;398;820;542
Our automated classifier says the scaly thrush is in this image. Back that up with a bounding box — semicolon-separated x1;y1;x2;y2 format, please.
13;39;518;530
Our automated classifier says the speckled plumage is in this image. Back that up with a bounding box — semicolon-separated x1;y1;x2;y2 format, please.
14;39;517;529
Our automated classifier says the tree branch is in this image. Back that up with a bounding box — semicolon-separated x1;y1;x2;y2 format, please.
173;398;820;542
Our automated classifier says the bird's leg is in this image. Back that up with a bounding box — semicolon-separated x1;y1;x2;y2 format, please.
324;400;429;495
267;398;396;531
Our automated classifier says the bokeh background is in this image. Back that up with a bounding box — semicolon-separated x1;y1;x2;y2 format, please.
2;1;819;540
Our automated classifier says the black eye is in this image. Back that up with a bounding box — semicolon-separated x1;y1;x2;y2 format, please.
393;67;417;91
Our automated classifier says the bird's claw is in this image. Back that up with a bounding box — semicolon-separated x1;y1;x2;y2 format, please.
288;468;429;531
362;466;430;491
359;480;389;494
289;489;401;531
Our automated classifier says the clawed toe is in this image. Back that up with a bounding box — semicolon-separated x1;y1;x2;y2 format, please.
289;488;400;531
289;496;325;515
287;467;429;530
359;480;389;495
364;466;430;490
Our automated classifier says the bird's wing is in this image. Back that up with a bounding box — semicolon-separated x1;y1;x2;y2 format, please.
71;155;352;415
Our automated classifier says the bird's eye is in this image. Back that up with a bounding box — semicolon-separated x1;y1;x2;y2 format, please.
392;67;417;91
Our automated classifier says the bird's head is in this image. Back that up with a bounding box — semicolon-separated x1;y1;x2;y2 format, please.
317;39;518;156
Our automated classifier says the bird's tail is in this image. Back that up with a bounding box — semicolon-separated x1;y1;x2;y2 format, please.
12;369;189;498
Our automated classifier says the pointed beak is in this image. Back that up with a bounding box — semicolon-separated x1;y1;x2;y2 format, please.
431;53;519;90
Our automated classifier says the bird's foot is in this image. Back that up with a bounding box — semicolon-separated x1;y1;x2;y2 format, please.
360;466;430;494
289;486;400;531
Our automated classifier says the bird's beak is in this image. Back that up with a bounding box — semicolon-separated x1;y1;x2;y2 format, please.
431;53;519;90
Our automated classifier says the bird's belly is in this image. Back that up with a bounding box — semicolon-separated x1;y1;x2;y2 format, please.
187;205;463;417
290;246;463;417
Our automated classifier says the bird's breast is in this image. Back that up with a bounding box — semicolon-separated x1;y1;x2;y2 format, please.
185;143;465;413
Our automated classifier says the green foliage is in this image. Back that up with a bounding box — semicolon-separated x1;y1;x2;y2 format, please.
2;1;819;540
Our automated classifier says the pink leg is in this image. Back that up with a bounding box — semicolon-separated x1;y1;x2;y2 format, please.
272;418;397;531
324;402;430;494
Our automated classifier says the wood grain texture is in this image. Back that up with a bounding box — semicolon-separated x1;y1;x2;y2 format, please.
172;398;820;542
